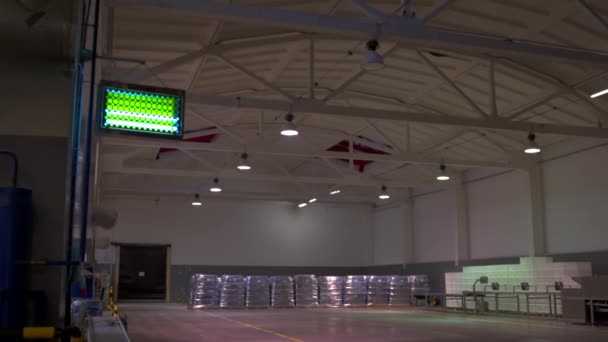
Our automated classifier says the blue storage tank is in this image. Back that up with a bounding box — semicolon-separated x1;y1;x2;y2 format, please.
0;152;32;329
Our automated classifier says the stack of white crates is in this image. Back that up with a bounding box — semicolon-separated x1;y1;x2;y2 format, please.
319;276;344;307
445;257;592;314
219;275;246;309
344;276;368;307
388;276;409;306
295;275;319;307
188;274;219;309
367;276;391;306
245;276;270;308
270;276;295;308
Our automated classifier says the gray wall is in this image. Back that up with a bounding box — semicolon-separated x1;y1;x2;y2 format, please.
0;135;69;325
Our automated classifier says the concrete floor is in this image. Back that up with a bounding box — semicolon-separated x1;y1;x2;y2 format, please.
121;303;608;342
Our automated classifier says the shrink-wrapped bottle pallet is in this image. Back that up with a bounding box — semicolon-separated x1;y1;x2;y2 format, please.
246;276;270;308
319;276;344;307
367;275;390;306
343;276;368;307
188;274;219;309
219;275;246;309
389;276;410;306
270;276;295;308
408;275;430;296
295;275;319;307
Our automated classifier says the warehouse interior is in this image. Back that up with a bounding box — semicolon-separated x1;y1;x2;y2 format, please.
2;0;608;340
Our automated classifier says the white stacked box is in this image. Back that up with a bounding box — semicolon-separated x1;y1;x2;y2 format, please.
367;276;391;306
295;275;319;307
188;274;219;309
319;276;345;307
389;276;410;306
219;275;246;309
270;276;295;308
343;276;368;307
444;257;592;314
245;276;270;308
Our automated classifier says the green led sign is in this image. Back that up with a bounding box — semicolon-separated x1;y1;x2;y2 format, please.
99;81;184;138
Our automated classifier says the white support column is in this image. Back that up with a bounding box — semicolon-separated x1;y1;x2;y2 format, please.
528;163;547;257
349;139;354;171
405;123;411;152
454;175;470;266
403;188;416;265
489;57;498;117
309;39;315;99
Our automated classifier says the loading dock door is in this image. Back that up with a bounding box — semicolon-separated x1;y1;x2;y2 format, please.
118;245;168;300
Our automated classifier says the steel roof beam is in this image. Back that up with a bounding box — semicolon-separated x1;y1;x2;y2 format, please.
103;164;437;189
186;94;608;138
102;135;525;169
109;0;608;65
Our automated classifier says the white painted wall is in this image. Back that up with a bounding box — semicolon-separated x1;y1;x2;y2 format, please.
102;144;608;269
467;170;531;259
544;144;608;254
373;204;406;265
101;197;373;266
414;191;457;263
369;143;608;266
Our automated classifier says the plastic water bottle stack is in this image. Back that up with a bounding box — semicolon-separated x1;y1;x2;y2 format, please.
270;276;295;308
189;274;220;309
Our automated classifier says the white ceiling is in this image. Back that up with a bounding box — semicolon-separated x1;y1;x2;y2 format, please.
99;0;608;204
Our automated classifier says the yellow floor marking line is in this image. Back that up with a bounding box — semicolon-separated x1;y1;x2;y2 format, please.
202;311;304;342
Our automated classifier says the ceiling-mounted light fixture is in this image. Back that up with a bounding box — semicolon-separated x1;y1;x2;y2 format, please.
237;152;251;170
590;88;608;98
524;133;541;154
437;163;450;181
309;198;317;203
280;113;299;136
298;202;308;208
209;177;222;192
361;40;384;71
330;189;341;195
378;185;390;200
191;193;202;206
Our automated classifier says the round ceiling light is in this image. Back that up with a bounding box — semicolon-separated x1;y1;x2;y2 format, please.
280;113;299;136
237;152;251;170
524;133;541;154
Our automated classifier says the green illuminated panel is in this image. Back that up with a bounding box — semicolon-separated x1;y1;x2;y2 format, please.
100;82;184;138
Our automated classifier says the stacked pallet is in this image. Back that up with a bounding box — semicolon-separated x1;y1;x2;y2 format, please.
343;276;368;307
188;274;219;309
409;275;430;296
294;275;319;307
270;276;295;308
367;276;391;306
246;276;270;308
388;276;410;306
219;275;246;308
319;276;344;307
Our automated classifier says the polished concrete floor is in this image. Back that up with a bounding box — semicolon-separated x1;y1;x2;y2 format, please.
122;303;608;342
